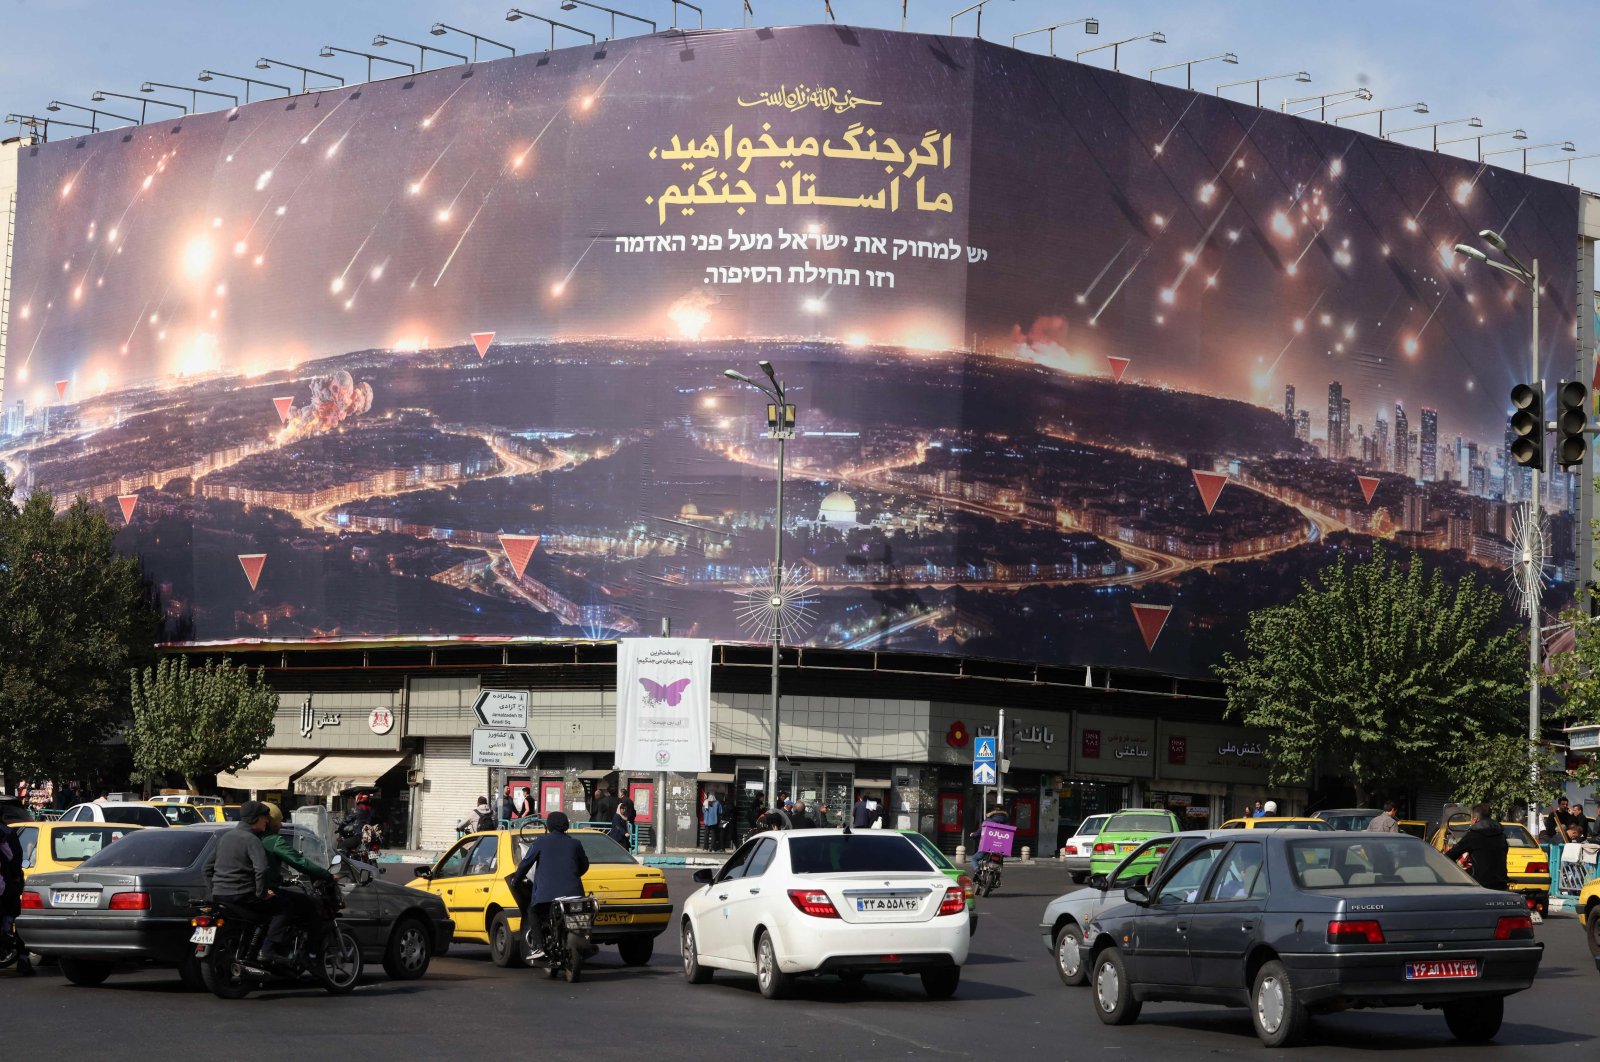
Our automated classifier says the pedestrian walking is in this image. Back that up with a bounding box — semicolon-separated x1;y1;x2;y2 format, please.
511;787;532;821
607;803;631;850
0;818;35;976
701;791;723;851
1366;800;1400;832
593;787;617;825
1444;803;1509;891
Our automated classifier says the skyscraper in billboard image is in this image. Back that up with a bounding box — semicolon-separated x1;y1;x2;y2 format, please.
1;27;1577;676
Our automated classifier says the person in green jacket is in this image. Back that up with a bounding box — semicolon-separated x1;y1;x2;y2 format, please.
261;803;333;953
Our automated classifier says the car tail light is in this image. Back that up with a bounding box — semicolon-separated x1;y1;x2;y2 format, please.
787;889;841;918
1064;845;1078;855
641;882;669;900
1326;919;1385;944
1093;842;1113;854
1494;915;1533;940
19;891;42;910
109;891;150;911
938;887;966;916
957;873;974;899
1525;861;1548;874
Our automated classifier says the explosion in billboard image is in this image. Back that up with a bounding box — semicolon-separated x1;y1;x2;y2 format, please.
0;26;1579;675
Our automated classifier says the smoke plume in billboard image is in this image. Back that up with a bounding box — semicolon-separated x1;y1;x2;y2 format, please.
0;27;1579;673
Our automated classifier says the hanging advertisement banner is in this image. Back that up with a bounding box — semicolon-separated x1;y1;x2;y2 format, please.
615;637;712;773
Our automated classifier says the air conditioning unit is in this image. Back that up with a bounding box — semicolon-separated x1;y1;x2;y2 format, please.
406;768;425;786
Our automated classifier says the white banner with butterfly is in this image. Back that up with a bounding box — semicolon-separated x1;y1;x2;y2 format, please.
615;637;713;773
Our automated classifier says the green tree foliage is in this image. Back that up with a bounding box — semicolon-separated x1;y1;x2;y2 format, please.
1215;548;1525;805
1545;603;1600;792
128;656;279;793
0;479;159;785
1450;734;1563;819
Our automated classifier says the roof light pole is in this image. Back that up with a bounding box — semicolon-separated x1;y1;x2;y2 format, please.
429;22;516;61
45;100;137;131
371;33;467;71
91;89;186;123
1282;87;1371;120
1527;151;1600;185
1216;70;1309;107
254;58;345;94
1076;31;1166;72
949;0;1007;40
1149;50;1237;90
558;0;656;39
1331;101;1427;138
1436;127;1526;162
505;8;597;49
196;70;290;103
6;112;95;142
1484;139;1577;174
670;0;703;28
141;81;238;110
1383;115;1481;151
318;45;414;81
1011;17;1099;57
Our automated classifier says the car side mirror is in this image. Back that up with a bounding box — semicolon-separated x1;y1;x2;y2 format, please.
1123;884;1151;906
692;868;715;885
413;866;432;879
1088;874;1109;891
356;868;373;886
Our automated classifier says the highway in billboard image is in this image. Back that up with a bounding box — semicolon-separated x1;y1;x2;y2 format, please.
0;27;1579;675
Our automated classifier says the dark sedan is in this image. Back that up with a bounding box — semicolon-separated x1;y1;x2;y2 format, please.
1084;831;1542;1047
17;823;453;988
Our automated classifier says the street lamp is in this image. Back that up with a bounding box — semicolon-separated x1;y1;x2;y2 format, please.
670;0;703;28
1527;151;1600;185
1216;69;1310;107
142;81;237;110
1011;17;1099;57
371;33;468;71
429;22;516;61
6;112;95;142
723;362;796;805
505;8;597;49
949;0;1008;39
45;100;137;131
1384;115;1481;152
1452;229;1544;832
254;58;345;94
318;45;415;80
1484;139;1577;174
1076;31;1166;72
1332;101;1427;138
1282;87;1371;120
197;70;289;103
1150;51;1237;91
558;0;656;39
91;89;186;123
1437;126;1526;162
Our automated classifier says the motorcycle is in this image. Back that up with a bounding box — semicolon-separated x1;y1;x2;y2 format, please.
190;856;369;998
974;852;1003;897
530;895;599;983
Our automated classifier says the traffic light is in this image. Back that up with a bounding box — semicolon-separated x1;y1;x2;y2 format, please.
1557;380;1588;468
1509;383;1544;471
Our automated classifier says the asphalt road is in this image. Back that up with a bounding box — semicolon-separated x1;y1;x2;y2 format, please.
5;862;1596;1060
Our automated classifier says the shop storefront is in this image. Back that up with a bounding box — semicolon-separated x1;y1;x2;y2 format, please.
1154;720;1305;821
1068;712;1156;843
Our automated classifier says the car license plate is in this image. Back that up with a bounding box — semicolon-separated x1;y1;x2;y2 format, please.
52;890;99;906
189;927;217;945
593;911;630;925
1119;844;1137;852
1405;960;1480;980
856;897;918;912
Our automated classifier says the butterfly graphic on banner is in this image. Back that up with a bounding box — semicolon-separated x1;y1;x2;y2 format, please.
639;677;692;707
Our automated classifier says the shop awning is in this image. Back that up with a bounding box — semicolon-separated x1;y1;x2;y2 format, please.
294;753;407;796
217;754;320;792
576;769;615;779
698;772;735;783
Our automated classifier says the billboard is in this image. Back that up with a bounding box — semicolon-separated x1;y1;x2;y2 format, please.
0;26;1580;675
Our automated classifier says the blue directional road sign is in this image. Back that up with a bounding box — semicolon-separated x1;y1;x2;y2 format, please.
972;735;997;785
972;761;997;786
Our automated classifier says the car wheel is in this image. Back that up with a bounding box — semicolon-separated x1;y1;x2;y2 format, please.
1069;872;1087;885
1091;948;1140;1025
1443;996;1503;1043
1055;923;1088;986
756;930;792;1000
921;967;960;999
617;937;653;966
1587;906;1600;958
178;954;207;991
489;911;524;969
382;916;433;980
58;958;113;987
681;919;713;984
1251;960;1310;1048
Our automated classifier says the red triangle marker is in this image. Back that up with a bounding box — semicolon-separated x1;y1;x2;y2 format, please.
1107;356;1130;383
499;534;539;579
471;332;495;359
273;396;295;423
117;495;138;524
1191;470;1227;515
238;553;267;591
1357;475;1380;505
55;380;70;401
1131;603;1173;652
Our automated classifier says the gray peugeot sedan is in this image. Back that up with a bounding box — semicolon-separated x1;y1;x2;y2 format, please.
17;823;452;988
1083;831;1542;1047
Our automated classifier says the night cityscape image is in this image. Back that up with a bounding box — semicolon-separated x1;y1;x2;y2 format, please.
2;26;1580;677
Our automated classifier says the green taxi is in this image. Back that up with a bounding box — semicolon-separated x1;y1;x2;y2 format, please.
901;829;979;935
1086;809;1181;878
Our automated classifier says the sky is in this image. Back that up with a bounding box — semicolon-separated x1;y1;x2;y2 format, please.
1;0;1597;191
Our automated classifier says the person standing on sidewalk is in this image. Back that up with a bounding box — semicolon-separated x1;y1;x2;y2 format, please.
0;818;35;976
1366;801;1400;832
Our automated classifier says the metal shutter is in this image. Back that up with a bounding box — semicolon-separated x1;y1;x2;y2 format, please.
418;738;491;854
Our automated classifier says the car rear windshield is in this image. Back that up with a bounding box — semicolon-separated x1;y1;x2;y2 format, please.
514;832;638;866
103;807;170;828
1289;836;1475;888
1249;820;1330;831
52;826;135;863
1106;812;1173;833
79;828;212;869
789;834;929;874
1317;812;1379;831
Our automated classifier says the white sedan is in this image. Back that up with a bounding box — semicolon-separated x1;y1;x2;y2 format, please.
680;828;970;999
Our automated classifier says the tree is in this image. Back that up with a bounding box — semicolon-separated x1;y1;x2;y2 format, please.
1546;603;1600;793
1450;734;1564;819
1215;547;1525;805
0;483;160;786
128;656;279;793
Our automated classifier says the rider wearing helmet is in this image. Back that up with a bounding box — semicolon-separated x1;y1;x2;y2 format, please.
1263;800;1279;816
260;803;334;957
508;811;590;961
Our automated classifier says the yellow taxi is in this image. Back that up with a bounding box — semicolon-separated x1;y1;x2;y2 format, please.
12;820;143;877
193;805;241;823
153;803;207;826
408;828;670;967
1428;816;1549;917
1218;817;1333;831
1578;876;1600;957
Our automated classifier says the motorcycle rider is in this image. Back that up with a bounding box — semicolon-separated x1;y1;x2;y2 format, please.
973;804;1009;875
260;803;334;950
508;811;589;961
335;793;376;857
202;801;293;964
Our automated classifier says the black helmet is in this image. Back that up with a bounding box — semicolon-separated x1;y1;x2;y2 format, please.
546;811;570;833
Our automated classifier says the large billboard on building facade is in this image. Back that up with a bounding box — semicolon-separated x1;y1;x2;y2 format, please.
0;26;1579;675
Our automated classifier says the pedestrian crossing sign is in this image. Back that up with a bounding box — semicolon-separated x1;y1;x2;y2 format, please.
974;737;996;763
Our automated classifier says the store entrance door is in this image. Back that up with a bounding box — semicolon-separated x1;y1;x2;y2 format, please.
628;780;655;850
1009;794;1038;851
937;788;965;856
788;766;851;828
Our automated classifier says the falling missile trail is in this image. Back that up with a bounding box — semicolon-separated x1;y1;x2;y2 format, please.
1091;247;1150;324
1153;95;1204;156
408;134;460;194
1077;239;1130;304
433;196;493;287
420;78;475;129
559;233;604;288
121;300;151;352
438;170;479;221
256;94;356;191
